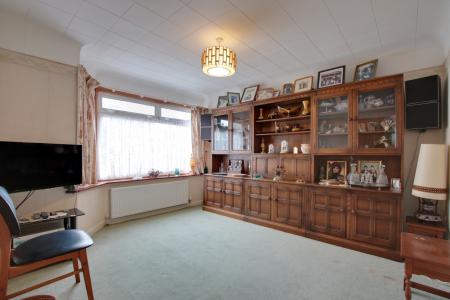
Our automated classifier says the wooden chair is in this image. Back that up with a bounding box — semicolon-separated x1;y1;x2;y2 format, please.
0;186;94;299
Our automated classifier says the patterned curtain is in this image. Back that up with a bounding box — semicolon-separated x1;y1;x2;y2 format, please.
77;65;100;184
191;107;204;175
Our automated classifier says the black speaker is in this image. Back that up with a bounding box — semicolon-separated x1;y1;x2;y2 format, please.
405;75;441;130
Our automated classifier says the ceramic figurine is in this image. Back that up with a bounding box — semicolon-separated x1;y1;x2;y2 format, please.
268;144;275;154
280;140;288;153
376;165;389;185
347;163;360;185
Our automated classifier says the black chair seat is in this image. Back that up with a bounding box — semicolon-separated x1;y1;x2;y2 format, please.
13;229;93;265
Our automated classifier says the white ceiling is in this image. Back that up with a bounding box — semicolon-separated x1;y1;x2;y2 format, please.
1;0;450;107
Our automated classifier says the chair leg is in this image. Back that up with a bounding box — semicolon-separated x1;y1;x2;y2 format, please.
79;249;94;300
72;257;80;283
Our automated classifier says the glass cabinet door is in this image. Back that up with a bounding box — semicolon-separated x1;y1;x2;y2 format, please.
316;95;350;152
356;88;397;151
213;114;229;151
232;110;251;152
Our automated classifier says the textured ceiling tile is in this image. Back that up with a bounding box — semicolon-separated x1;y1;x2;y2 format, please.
123;4;164;32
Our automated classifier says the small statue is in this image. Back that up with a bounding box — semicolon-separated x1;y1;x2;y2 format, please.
278;105;301;117
280;140;288;153
258;108;264;120
268;144;275;154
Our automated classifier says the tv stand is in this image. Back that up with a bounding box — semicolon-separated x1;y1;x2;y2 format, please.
17;208;85;237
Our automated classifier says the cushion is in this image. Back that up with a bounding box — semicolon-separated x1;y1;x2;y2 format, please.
13;229;93;265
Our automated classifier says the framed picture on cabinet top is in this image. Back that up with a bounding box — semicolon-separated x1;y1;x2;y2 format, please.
256;88;274;100
282;83;294;95
273;90;280;97
241;85;259;102
326;160;347;182
217;95;228;108
294;76;313;93
354;59;378;82
227;92;240;105
318;66;345;89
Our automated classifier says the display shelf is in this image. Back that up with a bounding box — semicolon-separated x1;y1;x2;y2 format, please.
359;105;395;113
255;115;310;123
255;131;311;136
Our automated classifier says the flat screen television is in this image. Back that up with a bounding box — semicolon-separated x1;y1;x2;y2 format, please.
0;141;82;193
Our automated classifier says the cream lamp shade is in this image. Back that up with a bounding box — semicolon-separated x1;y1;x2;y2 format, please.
412;144;448;200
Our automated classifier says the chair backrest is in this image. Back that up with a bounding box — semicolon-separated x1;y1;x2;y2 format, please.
0;186;20;236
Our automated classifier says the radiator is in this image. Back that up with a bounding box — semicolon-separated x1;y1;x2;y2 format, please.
110;180;189;219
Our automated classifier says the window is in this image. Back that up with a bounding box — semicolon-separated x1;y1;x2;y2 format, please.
97;94;192;180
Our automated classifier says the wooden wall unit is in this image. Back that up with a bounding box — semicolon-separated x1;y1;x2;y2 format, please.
204;74;405;261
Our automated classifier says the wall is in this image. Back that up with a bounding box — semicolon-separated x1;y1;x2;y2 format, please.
0;47;79;219
0;7;81;66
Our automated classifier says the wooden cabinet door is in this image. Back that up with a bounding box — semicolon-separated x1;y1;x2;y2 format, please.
204;176;223;207
309;189;346;237
244;180;271;220
272;184;303;227
222;178;244;213
348;192;399;248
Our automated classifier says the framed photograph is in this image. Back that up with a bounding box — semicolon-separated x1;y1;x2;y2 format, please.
217;96;228;108
354;59;378;82
256;88;274;101
326;160;347;182
241;85;259;102
294;76;313;93
227;92;240;106
358;160;382;182
273;90;280;97
317;66;345;89
282;83;294;95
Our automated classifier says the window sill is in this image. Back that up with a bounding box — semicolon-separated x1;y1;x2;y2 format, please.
74;174;202;193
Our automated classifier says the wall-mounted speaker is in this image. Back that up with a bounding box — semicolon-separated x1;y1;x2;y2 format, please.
405;75;441;130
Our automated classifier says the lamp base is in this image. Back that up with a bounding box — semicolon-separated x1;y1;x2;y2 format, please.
416;198;442;223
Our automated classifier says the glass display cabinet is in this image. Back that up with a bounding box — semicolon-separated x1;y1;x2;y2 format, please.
231;110;251;152
356;87;400;153
213;114;229;152
314;94;351;153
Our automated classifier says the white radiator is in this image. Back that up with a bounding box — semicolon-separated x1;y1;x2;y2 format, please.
110;180;189;219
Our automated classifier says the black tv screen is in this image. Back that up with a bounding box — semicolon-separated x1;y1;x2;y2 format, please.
0;141;82;193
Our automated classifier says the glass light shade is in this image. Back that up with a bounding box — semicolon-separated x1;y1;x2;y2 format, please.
412;144;448;200
201;45;236;77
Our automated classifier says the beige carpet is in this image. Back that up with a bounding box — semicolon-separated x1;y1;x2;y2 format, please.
7;207;448;299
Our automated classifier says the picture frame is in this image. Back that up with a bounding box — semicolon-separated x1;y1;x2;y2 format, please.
256;88;274;101
227;92;240;106
326;160;347;182
273;90;280;97
241;85;259;102
317;65;345;89
294;76;313;93
358;160;382;182
354;59;378;82
282;83;294;95
217;96;228;108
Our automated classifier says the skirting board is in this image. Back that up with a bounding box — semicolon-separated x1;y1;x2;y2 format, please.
106;200;202;225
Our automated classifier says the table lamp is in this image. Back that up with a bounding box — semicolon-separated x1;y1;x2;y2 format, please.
412;144;448;222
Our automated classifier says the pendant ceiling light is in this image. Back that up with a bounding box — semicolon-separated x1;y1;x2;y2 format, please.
201;37;237;77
